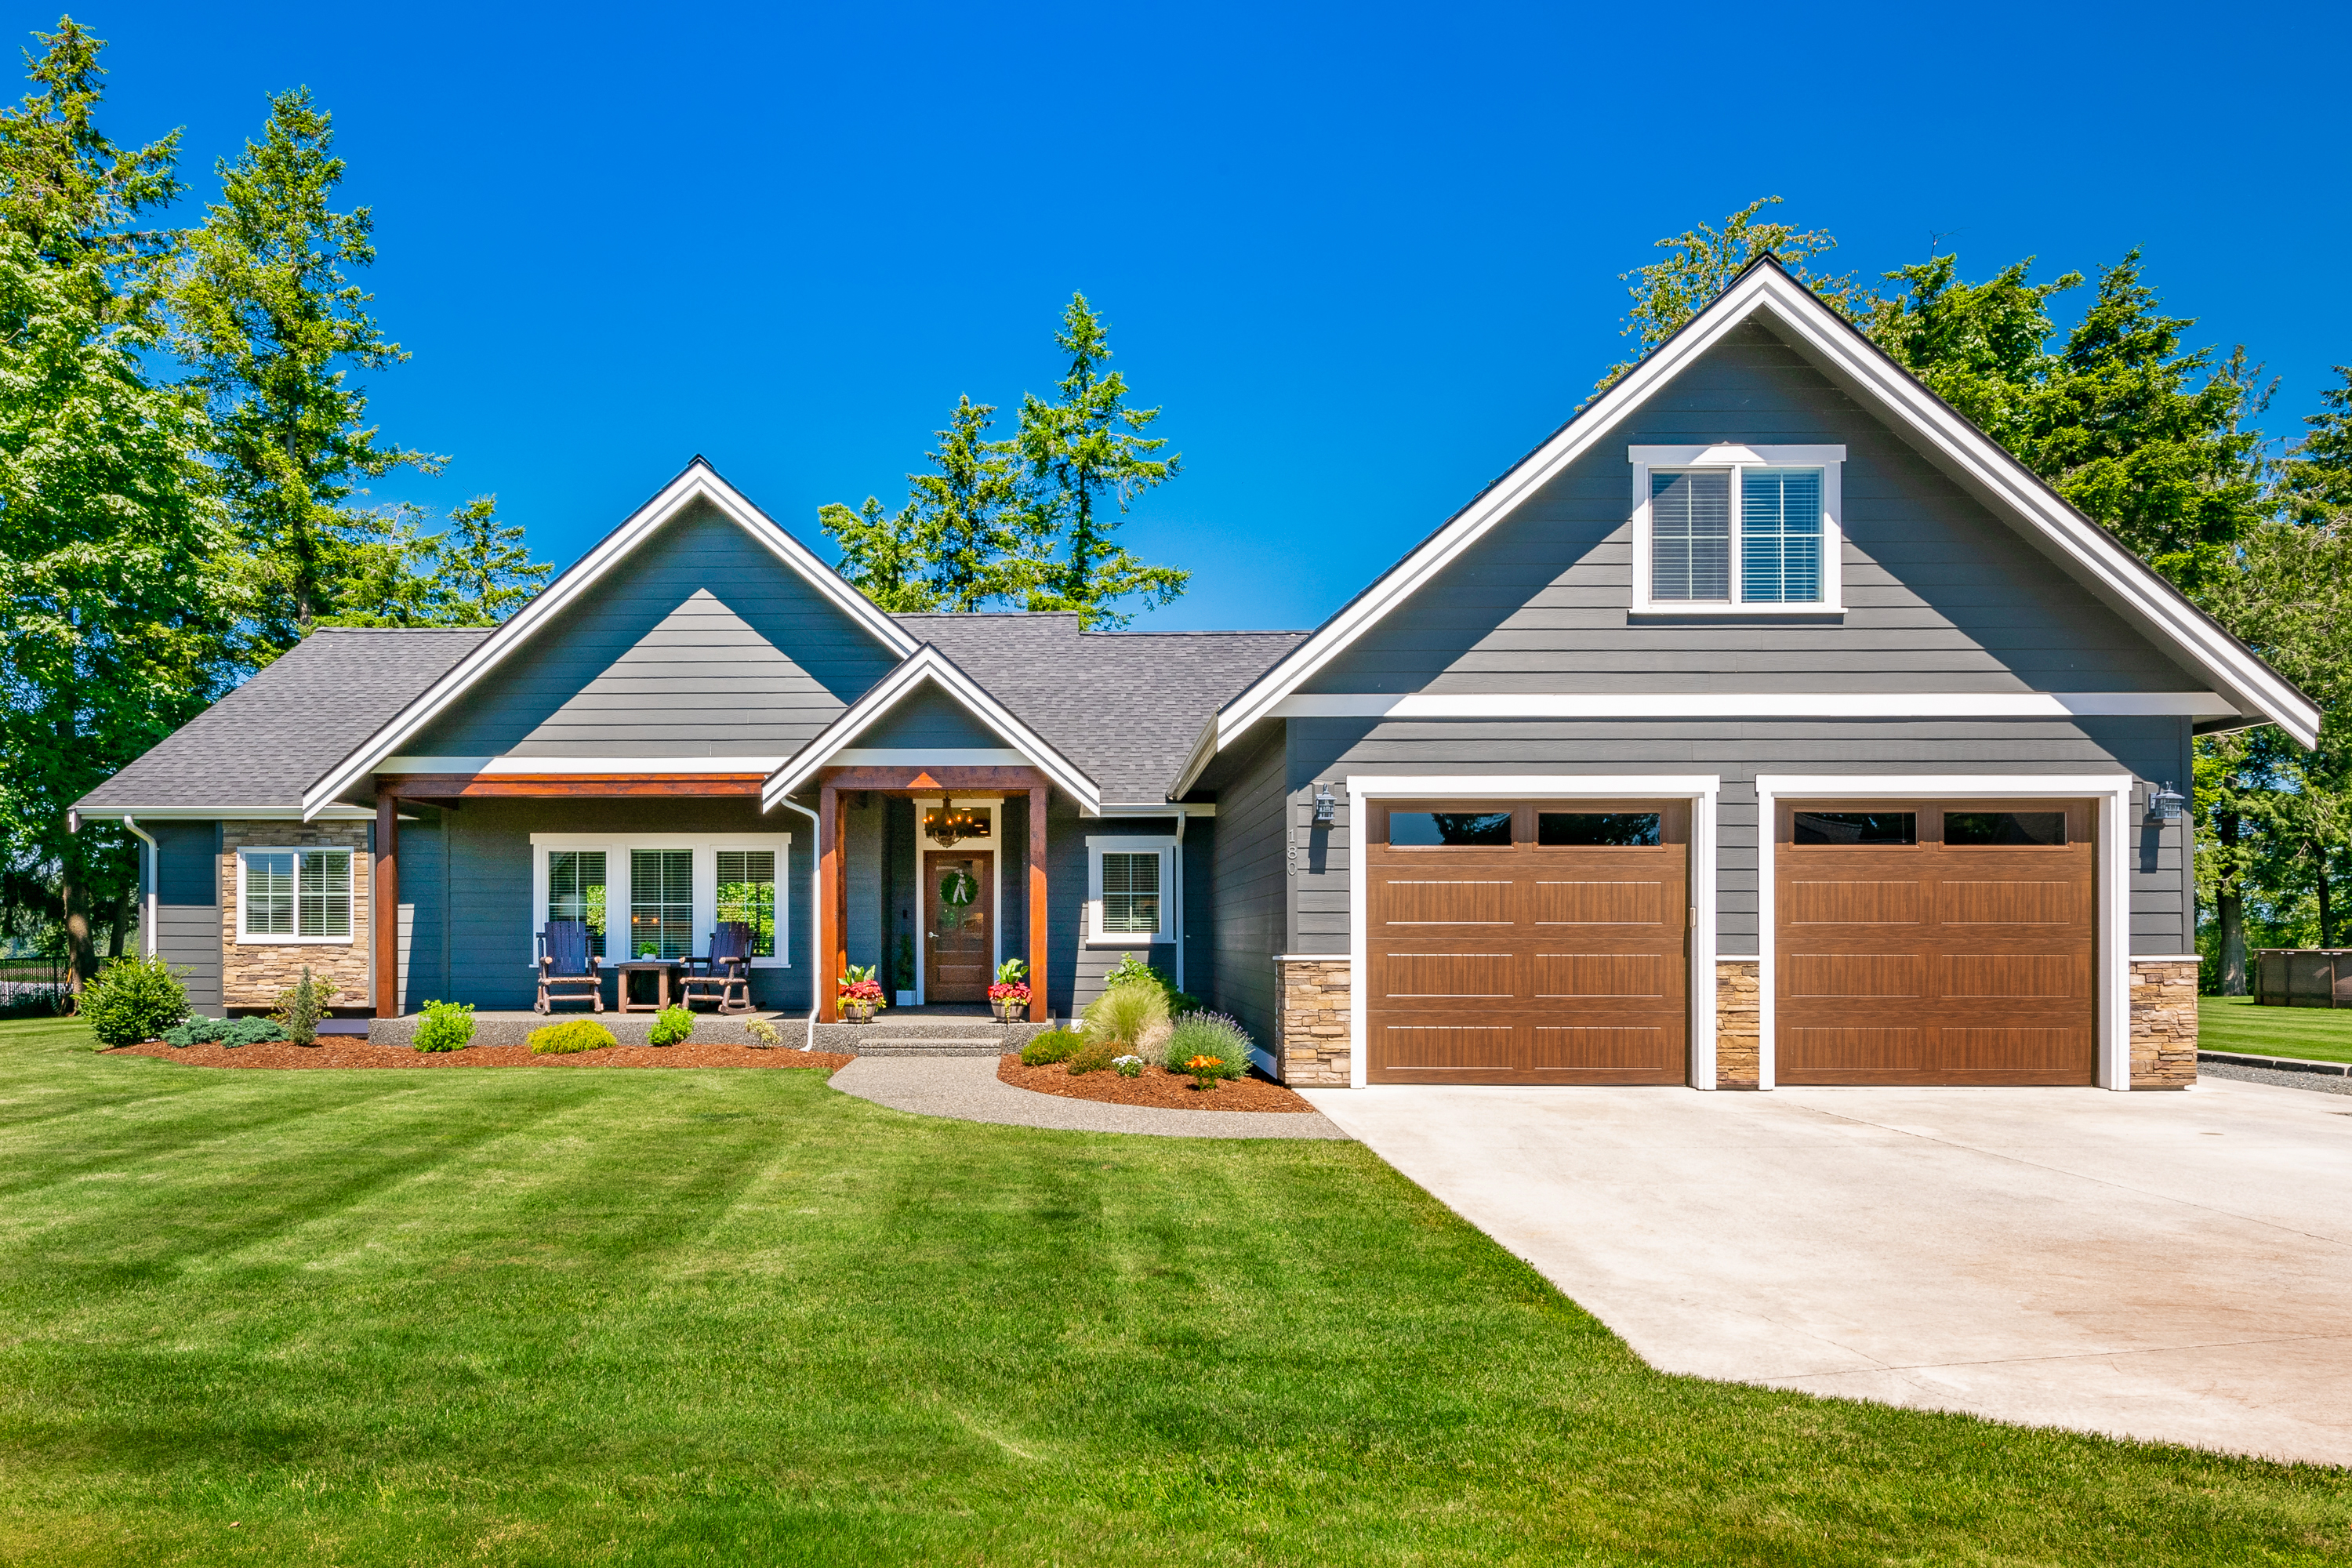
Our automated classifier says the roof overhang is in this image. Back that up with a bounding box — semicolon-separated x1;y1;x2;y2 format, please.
761;644;1102;814
1173;259;2318;797
301;459;920;820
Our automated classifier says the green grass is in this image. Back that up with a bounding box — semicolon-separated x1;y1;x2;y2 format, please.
2200;996;2352;1064
1;1018;2346;1565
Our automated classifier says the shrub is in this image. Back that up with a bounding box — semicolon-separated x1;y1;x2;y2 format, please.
78;955;189;1047
412;1000;474;1052
649;1004;695;1046
529;1018;615;1054
742;1016;782;1047
1164;1011;1252;1080
1113;1054;1144;1079
1065;1039;1119;1076
1082;981;1170;1052
1019;1029;1083;1066
1100;953;1202;1018
161;1015;287;1049
271;966;339;1046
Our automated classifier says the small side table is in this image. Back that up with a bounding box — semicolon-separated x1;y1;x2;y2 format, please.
612;960;680;1013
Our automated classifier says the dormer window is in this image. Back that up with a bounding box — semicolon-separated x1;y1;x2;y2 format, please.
1630;445;1844;615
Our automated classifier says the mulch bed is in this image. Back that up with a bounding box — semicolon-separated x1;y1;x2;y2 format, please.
104;1040;856;1072
996;1054;1316;1112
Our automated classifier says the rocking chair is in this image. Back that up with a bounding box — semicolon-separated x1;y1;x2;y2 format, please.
536;920;605;1014
680;920;753;1014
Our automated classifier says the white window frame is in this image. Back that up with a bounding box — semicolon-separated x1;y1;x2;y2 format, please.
1629;444;1845;615
528;833;792;968
1085;835;1177;947
235;846;356;946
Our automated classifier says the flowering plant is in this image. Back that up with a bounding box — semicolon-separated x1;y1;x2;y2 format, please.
838;964;887;1011
986;981;1030;1003
1185;1054;1224;1091
1113;1054;1144;1079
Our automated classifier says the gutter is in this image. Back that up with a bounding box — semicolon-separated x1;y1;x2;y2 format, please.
120;816;158;960
766;796;824;1051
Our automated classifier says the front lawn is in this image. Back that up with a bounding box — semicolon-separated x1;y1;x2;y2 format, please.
2200;995;2352;1064
0;1018;2344;1565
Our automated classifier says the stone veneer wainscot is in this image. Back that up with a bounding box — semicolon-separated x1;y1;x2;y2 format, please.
219;820;372;1011
1273;955;1351;1087
1715;960;1760;1089
2129;957;2200;1089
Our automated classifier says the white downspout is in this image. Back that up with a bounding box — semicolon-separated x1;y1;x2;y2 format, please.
768;797;824;1051
121;815;158;959
1171;807;1186;995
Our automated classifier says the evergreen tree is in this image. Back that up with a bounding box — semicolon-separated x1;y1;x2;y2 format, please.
423;495;549;624
1012;294;1186;627
909;397;1024;612
171;86;441;654
0;19;227;992
818;493;941;613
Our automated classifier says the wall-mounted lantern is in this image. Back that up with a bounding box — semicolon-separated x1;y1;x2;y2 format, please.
2147;782;2187;822
1312;783;1337;828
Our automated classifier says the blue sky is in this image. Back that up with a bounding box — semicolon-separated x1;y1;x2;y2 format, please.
36;0;2352;633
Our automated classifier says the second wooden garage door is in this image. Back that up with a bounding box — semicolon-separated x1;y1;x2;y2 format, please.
1774;800;2096;1086
1366;800;1689;1085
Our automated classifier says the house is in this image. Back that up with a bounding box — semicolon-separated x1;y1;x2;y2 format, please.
72;259;2315;1090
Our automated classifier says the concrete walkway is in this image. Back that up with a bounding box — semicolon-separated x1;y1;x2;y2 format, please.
1301;1076;2352;1466
831;1056;1349;1140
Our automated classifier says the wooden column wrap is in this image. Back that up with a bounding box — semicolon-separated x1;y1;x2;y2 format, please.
373;789;398;1018
818;783;840;1022
1029;785;1048;1023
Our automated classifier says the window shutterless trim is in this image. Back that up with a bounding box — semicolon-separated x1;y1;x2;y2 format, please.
527;833;793;968
1629;445;1845;614
1083;835;1178;948
234;846;355;946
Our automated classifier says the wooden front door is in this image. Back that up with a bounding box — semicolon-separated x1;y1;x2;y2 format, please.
1364;800;1690;1084
924;850;993;1003
1775;800;2096;1086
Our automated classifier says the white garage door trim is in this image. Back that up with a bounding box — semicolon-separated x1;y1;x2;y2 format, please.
1347;775;1722;1090
1754;774;2135;1093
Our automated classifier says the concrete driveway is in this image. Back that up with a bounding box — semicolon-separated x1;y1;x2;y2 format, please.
1301;1076;2352;1466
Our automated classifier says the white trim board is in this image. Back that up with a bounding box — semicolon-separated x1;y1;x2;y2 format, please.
303;459;919;818
1630;445;1846;615
1344;775;1722;1091
1083;835;1181;987
383;755;792;775
1751;774;2134;1093
761;644;1101;812
1171;260;2317;799
1268;691;2234;721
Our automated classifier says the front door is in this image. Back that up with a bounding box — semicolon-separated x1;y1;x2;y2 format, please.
924;850;993;1003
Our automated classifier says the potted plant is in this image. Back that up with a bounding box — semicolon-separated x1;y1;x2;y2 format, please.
989;957;1030;1022
838;964;886;1022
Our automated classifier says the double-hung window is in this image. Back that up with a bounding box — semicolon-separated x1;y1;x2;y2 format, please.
238;848;353;942
1631;445;1843;613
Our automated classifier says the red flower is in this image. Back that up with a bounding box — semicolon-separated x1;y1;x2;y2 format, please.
987;982;1030;1001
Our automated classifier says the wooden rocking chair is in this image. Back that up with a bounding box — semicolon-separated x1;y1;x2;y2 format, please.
680;920;753;1014
536;920;605;1014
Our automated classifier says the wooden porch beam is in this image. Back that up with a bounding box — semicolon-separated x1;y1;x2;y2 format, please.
1029;783;1048;1024
818;781;840;1022
374;789;398;1019
821;765;1046;794
379;773;764;798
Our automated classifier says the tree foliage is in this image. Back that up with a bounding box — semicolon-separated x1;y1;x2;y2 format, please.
824;294;1188;628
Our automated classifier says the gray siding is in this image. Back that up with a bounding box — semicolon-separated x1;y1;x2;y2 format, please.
1301;321;2203;699
1046;809;1185;1019
151;822;220;1014
430;797;815;1012
857;684;1004;750
846;794;884;971
1286;714;2197;957
408;501;902;758
397;808;450;1013
1207;725;1287;1048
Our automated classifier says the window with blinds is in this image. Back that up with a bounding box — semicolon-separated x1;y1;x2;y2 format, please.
547;850;608;956
1100;851;1161;936
241;849;351;939
1740;468;1823;603
630;849;694;960
715;849;776;956
1649;470;1730;600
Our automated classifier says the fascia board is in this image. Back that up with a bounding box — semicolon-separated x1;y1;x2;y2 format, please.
761;648;1101;811
1167;717;1223;802
302;463;920;818
1203;261;2318;753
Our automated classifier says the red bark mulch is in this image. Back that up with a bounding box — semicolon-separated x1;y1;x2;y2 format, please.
996;1054;1316;1112
104;1040;856;1072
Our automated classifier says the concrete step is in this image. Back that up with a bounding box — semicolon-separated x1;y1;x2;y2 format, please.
851;1042;1012;1058
811;1015;1065;1053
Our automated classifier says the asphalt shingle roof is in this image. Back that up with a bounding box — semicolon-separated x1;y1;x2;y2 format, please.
896;613;1307;804
74;629;493;812
74;615;1304;813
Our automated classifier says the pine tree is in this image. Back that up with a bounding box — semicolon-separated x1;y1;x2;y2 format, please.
172;86;441;654
818;494;941;613
1012;294;1186;628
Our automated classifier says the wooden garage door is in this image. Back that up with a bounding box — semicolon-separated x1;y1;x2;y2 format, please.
1367;800;1689;1085
1775;800;2096;1086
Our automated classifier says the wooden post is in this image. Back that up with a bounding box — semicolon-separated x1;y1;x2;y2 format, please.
1029;783;1048;1023
818;781;839;1022
374;788;398;1018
